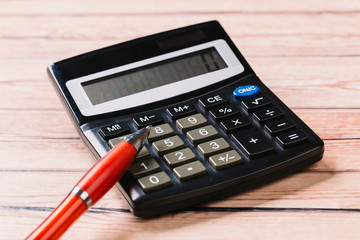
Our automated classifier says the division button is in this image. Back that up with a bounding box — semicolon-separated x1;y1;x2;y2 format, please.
198;94;228;110
253;106;283;123
209;105;239;122
276;129;308;148
99;122;130;140
231;129;274;158
220;116;251;133
209;150;243;170
173;161;207;182
133;112;163;129
166;103;197;119
137;172;172;193
241;96;271;111
264;118;295;135
233;85;259;100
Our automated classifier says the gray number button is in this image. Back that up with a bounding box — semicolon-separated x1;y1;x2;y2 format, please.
186;125;218;144
163;148;196;167
197;138;230;157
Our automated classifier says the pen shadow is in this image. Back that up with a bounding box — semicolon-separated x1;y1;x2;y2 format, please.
110;160;332;240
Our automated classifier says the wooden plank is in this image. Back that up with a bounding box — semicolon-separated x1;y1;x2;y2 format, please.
1;206;360;240
1;0;360;15
1;159;360;209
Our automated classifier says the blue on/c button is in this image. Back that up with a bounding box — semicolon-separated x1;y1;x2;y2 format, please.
233;85;259;99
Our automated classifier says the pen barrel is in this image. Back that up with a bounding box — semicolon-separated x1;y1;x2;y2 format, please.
76;140;138;205
26;193;88;240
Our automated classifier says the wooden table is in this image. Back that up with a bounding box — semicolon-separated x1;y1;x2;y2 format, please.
1;1;360;239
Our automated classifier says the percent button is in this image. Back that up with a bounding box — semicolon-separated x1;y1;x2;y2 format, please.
209;105;239;121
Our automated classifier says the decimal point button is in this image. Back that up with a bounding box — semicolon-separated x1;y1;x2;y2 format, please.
233;85;259;100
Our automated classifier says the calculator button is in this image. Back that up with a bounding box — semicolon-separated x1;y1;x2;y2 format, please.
265;118;295;135
176;113;207;132
173;161;207;182
137;172;172;193
99;122;130;140
133;113;163;129
163;148;196;167
276;130;308;147
197;138;231;158
198;94;228;110
209;150;242;170
233;85;259;100
253;106;283;123
166;103;197;119
148;123;174;142
231;129;274;158
209;105;239;122
108;134;130;148
186;125;219;144
136;146;151;160
241;96;271;111
109;134;150;160
152;136;185;155
220;116;251;133
129;158;160;178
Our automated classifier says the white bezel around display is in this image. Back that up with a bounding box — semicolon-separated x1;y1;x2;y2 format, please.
66;39;244;117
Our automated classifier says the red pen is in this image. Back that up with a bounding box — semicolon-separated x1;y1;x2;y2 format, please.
26;126;151;240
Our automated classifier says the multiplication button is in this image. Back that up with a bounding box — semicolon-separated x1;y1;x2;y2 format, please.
231;129;274;158
220;116;251;133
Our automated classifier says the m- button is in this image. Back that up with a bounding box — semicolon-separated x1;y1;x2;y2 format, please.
199;94;228;110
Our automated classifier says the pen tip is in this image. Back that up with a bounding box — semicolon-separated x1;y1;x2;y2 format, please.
125;125;152;152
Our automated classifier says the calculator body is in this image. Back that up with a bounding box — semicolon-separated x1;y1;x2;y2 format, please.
48;21;324;217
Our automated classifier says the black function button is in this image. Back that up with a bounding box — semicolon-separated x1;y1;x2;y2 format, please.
265;118;295;135
166;103;197;119
209;105;239;122
276;129;308;148
199;94;228;110
232;128;274;158
241;96;271;111
220;116;251;133
99;122;130;140
133;113;164;129
253;106;283;123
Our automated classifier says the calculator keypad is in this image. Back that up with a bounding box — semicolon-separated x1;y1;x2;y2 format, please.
102;84;309;195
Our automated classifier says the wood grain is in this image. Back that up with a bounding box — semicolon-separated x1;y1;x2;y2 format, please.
0;0;360;239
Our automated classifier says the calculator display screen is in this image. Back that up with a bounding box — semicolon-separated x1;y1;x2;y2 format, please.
82;47;227;105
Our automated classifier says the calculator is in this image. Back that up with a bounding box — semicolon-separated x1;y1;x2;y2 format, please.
48;21;324;217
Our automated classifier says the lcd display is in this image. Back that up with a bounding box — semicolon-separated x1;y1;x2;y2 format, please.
82;47;227;105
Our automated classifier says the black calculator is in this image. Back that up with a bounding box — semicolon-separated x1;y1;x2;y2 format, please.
48;21;324;217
